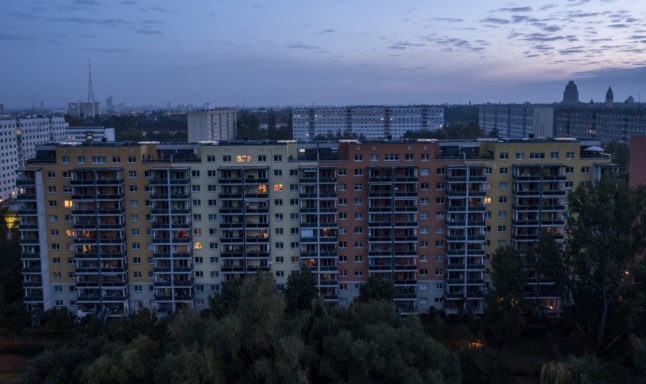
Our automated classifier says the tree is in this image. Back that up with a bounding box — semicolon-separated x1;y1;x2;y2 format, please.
284;270;318;313
484;246;528;343
527;231;568;317
566;176;646;347
207;278;243;318
605;141;629;176
358;276;395;302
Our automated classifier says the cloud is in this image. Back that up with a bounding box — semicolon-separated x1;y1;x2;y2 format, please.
136;29;164;35
567;0;591;6
539;4;557;11
497;7;533;12
44;16;129;28
285;44;321;50
521;33;568;42
318;29;336;33
608;24;629;28
429;17;463;23
481;17;510;24
80;47;132;53
395;66;428;71
566;11;600;18
387;41;425;50
559;47;585;55
543;25;561;32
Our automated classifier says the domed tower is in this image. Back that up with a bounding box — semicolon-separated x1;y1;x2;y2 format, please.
562;80;580;106
605;87;614;108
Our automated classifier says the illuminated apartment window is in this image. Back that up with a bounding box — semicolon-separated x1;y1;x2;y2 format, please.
64;200;73;208
258;184;267;193
194;242;203;249
237;155;252;162
274;184;283;191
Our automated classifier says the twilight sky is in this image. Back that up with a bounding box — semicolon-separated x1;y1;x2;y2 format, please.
2;0;646;108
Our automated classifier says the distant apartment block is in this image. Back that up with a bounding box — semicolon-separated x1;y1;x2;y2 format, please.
479;104;554;138
0;116;68;200
292;106;444;142
187;109;237;142
68;101;101;118
17;138;614;318
62;126;115;143
629;136;646;187
554;108;646;146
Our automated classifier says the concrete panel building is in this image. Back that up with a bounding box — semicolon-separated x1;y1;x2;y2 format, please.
292;106;444;142
479;104;554;138
187;109;237;142
18;138;614;317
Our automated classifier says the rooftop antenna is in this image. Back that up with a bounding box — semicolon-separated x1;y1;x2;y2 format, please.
88;58;95;103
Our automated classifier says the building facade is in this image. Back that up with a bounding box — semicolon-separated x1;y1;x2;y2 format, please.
292;106;444;142
62;126;116;143
554;108;646;146
18;139;613;317
187;109;237;142
479;104;554;138
68;101;101;118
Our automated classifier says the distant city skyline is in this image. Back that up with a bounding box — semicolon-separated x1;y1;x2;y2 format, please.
2;0;646;108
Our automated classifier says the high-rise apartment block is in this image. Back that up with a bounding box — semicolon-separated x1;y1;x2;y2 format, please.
18;138;614;317
554;108;646;146
479;104;554;138
68;101;101;118
187;109;237;142
292;106;444;142
0;116;68;200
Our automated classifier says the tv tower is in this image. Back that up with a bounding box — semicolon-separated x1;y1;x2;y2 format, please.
88;58;95;103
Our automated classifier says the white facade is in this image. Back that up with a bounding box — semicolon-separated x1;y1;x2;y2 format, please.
0;116;68;200
68;101;101;117
479;104;554;138
292;105;444;142
62;126;115;142
187;109;237;142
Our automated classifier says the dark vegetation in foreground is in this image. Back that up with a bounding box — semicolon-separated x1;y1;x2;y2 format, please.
0;178;645;383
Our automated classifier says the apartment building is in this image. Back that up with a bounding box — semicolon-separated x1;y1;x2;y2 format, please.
18;138;613;317
293;106;444;142
479;104;554;138
187;109;237;142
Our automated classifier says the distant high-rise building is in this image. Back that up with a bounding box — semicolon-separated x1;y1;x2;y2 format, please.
68;101;101;118
187;109;237;142
292;105;444;142
562;81;580;106
605;87;614;108
105;95;113;112
479;104;554;138
0;104;4;114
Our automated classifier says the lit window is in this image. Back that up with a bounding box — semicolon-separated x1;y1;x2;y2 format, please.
236;155;252;162
64;200;73;208
274;184;283;191
194;242;203;249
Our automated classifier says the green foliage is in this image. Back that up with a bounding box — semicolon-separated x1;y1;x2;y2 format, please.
284;270;318;313
566;176;646;346
236;110;292;140
402;122;484;140
604;141;629;176
358;276;395;302
207;278;243;318
460;346;512;384
540;355;607;384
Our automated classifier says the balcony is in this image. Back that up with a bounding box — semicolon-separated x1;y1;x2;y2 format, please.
150;178;189;185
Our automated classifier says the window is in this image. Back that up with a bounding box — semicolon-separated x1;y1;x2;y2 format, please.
354;154;362;161
435;240;444;247
133;271;142;278
290;213;298;220
275;213;283;221
273;155;282;162
274;184;283;191
131;228;139;236
420;241;429;248
290;184;298;191
275;228;283;234
92;156;106;164
237;155;252;162
290;242;299;249
258;155;266;162
193;214;202;221
130;200;138;208
77;156;85;164
63;171;71;179
47;171;55;179
405;153;413;161
207;170;216;177
436;211;445;219
370;154;378;161
420;226;429;234
61;156;70;164
354;212;362;220
500;167;508;175
498;210;507;218
273;169;282;176
565;181;573;189
500;152;508;160
436;168;445;175
354;197;362;205
290;227;299;234
499;182;507;190
354;270;363;277
191;170;200;177
289;198;298;206
581;166;590;174
435;183;444;190
64;186;71;193
128;171;136;178
420;212;429;219
133;257;141;264
191;185;200;192
566;152;575;160
338;169;347;176
48;186;56;193
274;199;283;206
339;241;347;248
48;200;57;207
550;152;559;159
208;185;216;192
435;269;444;276
516;153;524;160
339;198;347;205
111;156;120;163
339;255;347;262
52;257;60;264
130;214;139;222
289;169;298;176
192;199;201;207
498;225;506;232
129;185;138;192
499;196;507;203
354;226;363;234
421;197;430;205
275;242;284;249
132;243;140;250
49;215;57;222
223;155;231;162
420;183;429;190
193;228;202;236
434;197;443;205
354;255;363;262
384;153;399;161
530;152;545;159
565;166;574;174
339;212;347;220
420;168;429;176
419;268;428;276
421;153;429;161
353;183;362;191
128;156;136;163
52;243;60;250
354;168;363;176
